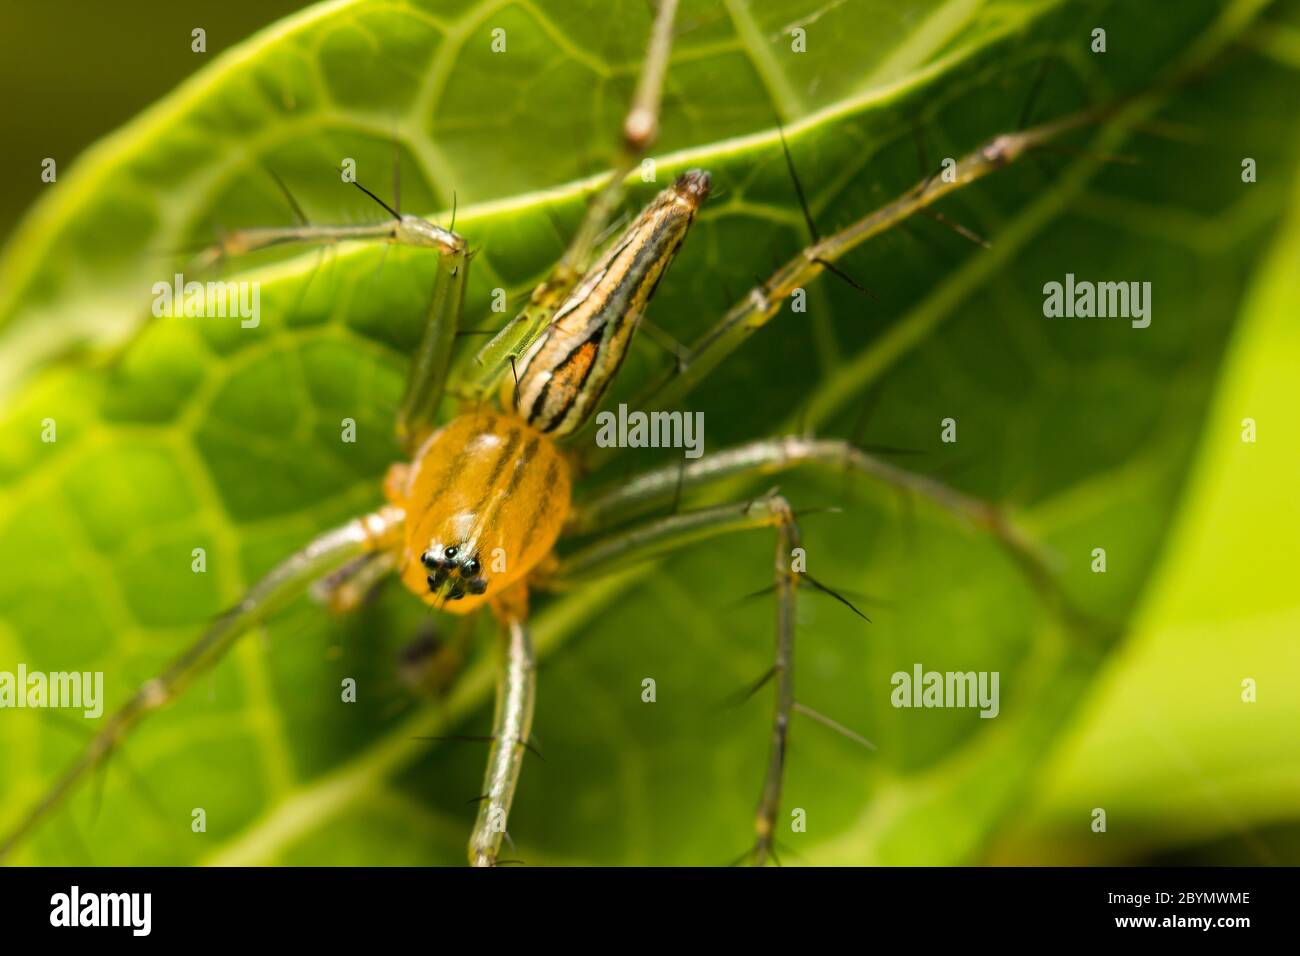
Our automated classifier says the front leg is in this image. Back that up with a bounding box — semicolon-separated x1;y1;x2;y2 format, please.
470;584;537;867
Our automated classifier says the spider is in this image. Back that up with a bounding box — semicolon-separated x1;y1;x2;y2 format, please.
1;0;1071;866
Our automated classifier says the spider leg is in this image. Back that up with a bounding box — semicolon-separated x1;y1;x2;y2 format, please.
541;492;803;865
463;0;681;397
310;550;398;613
192;185;465;275
197;206;468;455
550;440;1076;863
394;229;469;453
0;506;404;861
188;167;470;455
577;103;1113;472
469;585;536;867
554;0;680;273
568;435;1058;601
396;615;477;699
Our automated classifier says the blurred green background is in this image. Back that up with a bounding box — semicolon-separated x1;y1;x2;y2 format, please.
0;1;306;238
0;0;1297;866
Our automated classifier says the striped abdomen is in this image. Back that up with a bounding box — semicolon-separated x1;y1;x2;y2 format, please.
513;170;711;436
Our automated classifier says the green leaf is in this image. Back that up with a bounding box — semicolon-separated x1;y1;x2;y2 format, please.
995;138;1300;865
1;0;1296;866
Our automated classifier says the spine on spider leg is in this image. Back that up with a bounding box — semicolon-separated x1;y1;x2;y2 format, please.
542;490;805;865
0;507;404;861
507;170;712;437
462;0;682;404
192;209;465;274
619;105;1114;427
753;496;800;866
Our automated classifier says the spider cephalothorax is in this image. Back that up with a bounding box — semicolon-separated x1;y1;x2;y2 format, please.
387;410;572;614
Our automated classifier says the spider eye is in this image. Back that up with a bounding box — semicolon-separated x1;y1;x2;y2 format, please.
420;550;437;569
462;558;480;576
444;546;459;560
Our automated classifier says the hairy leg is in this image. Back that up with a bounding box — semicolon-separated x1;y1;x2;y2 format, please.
568;434;1057;598
542;492;804;864
469;587;536;866
552;432;1075;862
310;551;398;613
576;104;1111;472
194;172;470;454
0;507;405;860
462;0;682;397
